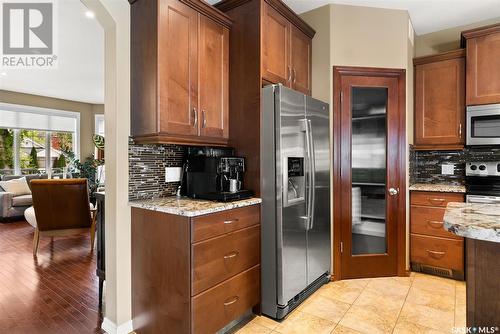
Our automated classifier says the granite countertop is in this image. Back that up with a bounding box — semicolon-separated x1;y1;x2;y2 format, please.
129;196;262;217
409;183;466;193
443;202;500;243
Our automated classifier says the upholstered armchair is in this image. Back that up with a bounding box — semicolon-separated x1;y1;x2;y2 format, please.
25;179;97;256
0;174;48;220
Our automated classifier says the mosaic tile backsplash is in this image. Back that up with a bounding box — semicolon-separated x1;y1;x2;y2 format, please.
129;141;186;201
409;146;500;185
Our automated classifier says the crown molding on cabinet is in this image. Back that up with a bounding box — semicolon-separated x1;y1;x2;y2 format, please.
215;0;315;38
129;0;233;28
413;48;465;66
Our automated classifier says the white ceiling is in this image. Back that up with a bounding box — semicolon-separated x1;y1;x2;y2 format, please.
0;0;104;104
281;0;500;35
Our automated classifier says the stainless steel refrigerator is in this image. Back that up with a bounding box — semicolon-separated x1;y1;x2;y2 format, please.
261;84;331;319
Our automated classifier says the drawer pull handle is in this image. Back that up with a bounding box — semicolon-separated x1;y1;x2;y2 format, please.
223;251;239;260
224;219;239;224
428;198;445;205
224;296;239;306
427;220;444;229
426;250;446;259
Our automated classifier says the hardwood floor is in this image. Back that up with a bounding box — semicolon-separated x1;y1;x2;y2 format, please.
0;221;104;334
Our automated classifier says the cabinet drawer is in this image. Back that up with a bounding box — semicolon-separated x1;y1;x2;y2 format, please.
410;191;464;207
192;265;260;334
192;205;260;242
411;206;462;239
410;234;463;271
192;225;260;295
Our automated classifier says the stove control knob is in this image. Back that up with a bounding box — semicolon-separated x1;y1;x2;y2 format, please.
497;164;500;173
470;165;477;171
479;165;486;171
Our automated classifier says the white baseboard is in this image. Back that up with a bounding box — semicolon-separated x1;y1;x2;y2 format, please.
101;317;134;334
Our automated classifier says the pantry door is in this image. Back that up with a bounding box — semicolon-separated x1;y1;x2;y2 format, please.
333;67;406;279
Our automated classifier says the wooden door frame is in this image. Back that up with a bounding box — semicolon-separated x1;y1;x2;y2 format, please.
332;66;407;280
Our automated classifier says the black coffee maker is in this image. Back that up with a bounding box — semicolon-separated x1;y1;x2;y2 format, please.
181;147;253;201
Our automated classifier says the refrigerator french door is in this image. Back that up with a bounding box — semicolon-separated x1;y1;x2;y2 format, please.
261;84;331;320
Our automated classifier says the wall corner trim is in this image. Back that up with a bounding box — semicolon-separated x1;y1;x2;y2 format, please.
101;318;133;334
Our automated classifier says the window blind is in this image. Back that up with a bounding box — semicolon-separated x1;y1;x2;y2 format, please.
0;103;78;133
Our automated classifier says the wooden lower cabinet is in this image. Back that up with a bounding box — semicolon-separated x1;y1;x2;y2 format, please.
410;191;465;279
132;204;261;333
192;225;260;295
411;234;464;271
192;266;260;334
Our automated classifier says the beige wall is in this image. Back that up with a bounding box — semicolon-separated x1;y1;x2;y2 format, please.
415;16;500;57
301;4;414;271
331;4;409;68
0;90;104;159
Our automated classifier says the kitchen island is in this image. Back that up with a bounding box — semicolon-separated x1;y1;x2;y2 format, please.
444;202;500;329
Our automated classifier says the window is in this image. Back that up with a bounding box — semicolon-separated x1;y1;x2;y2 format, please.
94;114;105;137
0;103;80;177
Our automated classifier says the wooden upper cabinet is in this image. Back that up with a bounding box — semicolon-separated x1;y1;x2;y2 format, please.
199;16;229;140
260;0;314;94
290;25;311;95
130;0;231;145
413;49;465;150
462;24;500;106
262;2;290;85
158;0;198;137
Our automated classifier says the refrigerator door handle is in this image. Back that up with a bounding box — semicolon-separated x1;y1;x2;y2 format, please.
304;119;313;230
307;119;316;230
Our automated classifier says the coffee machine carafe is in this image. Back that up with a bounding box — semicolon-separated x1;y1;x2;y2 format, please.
219;157;245;193
183;147;253;202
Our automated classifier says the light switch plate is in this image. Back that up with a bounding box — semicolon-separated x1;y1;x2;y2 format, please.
441;164;455;175
165;167;182;182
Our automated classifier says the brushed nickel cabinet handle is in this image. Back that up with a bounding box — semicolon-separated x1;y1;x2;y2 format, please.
427;220;444;229
223;251;239;260
202;110;207;128
459;123;462;138
293;68;296;83
288;66;292;82
224;296;239;306
193;107;198;127
428;198;446;205
223;219;239;224
426;250;446;259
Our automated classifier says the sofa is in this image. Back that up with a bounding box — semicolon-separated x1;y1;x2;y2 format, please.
0;174;48;220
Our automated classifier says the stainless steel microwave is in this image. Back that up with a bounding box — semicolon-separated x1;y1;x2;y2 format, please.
467;104;500;146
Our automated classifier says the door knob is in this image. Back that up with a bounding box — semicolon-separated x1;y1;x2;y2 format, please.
389;187;399;196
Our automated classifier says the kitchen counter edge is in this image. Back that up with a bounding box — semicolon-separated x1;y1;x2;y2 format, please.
409;183;466;193
129;197;262;217
443;202;500;243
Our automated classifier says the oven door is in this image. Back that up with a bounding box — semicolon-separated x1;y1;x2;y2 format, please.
467;104;500;145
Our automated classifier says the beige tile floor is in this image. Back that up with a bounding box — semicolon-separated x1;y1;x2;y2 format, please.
232;272;466;334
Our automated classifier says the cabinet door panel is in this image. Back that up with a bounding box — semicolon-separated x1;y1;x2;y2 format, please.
199;16;229;139
158;0;198;136
261;2;290;85
466;32;500;105
290;25;311;95
415;57;465;147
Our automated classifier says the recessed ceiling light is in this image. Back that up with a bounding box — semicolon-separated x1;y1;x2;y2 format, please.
85;10;95;19
0;72;6;76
